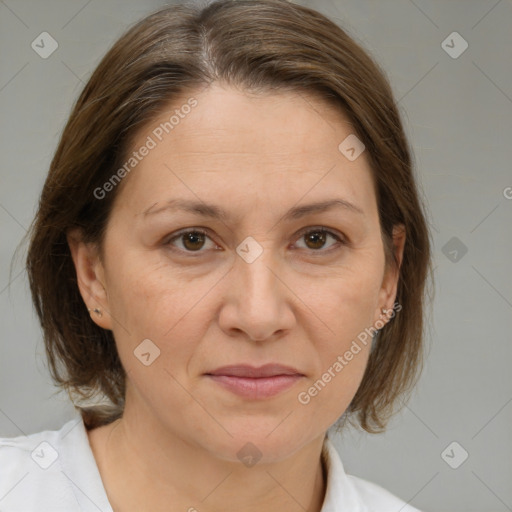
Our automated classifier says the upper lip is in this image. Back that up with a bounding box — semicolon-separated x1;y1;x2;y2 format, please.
206;364;303;378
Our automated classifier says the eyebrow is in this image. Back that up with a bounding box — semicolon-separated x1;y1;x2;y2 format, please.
141;198;364;222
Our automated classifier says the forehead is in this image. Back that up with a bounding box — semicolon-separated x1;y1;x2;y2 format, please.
114;83;376;218
152;84;352;152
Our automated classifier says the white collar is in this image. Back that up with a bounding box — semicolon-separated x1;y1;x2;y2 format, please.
320;433;368;511
48;417;417;511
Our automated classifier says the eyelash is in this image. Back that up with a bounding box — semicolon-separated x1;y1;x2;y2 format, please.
163;226;347;256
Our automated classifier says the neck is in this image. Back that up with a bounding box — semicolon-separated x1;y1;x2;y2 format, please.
88;401;328;512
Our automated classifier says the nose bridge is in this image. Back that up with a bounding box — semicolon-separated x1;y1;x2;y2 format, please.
235;238;281;309
224;236;293;340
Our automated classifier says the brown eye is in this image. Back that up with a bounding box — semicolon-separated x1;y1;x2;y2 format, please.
181;231;206;251
164;226;345;256
304;230;327;250
295;228;345;252
165;229;216;253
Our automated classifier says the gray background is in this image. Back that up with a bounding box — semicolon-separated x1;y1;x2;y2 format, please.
1;1;511;511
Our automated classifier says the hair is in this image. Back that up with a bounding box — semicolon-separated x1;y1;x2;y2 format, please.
23;0;433;433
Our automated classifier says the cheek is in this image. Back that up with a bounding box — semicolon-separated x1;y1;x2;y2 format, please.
300;283;375;425
298;255;382;412
105;256;163;326
104;245;179;323
104;252;220;368
313;258;383;347
296;338;371;430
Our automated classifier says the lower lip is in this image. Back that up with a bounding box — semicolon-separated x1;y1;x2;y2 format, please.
207;374;303;399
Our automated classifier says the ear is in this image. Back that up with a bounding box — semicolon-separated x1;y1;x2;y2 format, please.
374;223;406;325
67;228;113;330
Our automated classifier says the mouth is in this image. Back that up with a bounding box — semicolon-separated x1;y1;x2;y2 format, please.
205;364;305;399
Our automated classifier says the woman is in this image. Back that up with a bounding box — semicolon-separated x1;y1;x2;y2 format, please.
0;0;432;510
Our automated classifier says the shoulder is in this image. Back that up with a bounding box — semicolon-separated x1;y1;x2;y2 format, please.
321;437;423;512
347;474;423;512
0;425;58;478
0;420;69;471
0;418;87;511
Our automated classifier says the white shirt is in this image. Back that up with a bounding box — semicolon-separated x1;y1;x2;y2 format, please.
0;417;422;511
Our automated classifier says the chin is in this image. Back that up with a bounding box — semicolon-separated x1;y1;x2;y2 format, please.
201;417;318;465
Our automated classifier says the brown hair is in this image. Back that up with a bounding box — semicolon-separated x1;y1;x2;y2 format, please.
24;0;433;433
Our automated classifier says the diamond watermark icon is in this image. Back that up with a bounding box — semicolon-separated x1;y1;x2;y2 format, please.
134;338;161;366
441;32;468;59
441;236;468;263
338;134;365;161
31;32;59;59
236;236;263;264
31;441;59;469
441;441;469;469
237;442;263;467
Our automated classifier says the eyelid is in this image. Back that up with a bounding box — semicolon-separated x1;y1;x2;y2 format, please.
293;225;347;245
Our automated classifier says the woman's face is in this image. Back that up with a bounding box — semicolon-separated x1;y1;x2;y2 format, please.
73;83;404;463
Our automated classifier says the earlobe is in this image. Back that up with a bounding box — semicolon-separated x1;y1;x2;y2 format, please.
66;229;112;330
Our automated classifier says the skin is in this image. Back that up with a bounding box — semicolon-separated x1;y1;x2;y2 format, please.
68;82;405;512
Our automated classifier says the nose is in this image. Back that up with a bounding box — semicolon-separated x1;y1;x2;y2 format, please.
217;245;296;342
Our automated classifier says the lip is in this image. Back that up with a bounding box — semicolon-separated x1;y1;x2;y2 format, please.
207;364;303;378
205;364;304;399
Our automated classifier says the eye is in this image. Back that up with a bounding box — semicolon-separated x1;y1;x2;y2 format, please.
293;227;346;252
164;228;218;253
163;226;347;255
